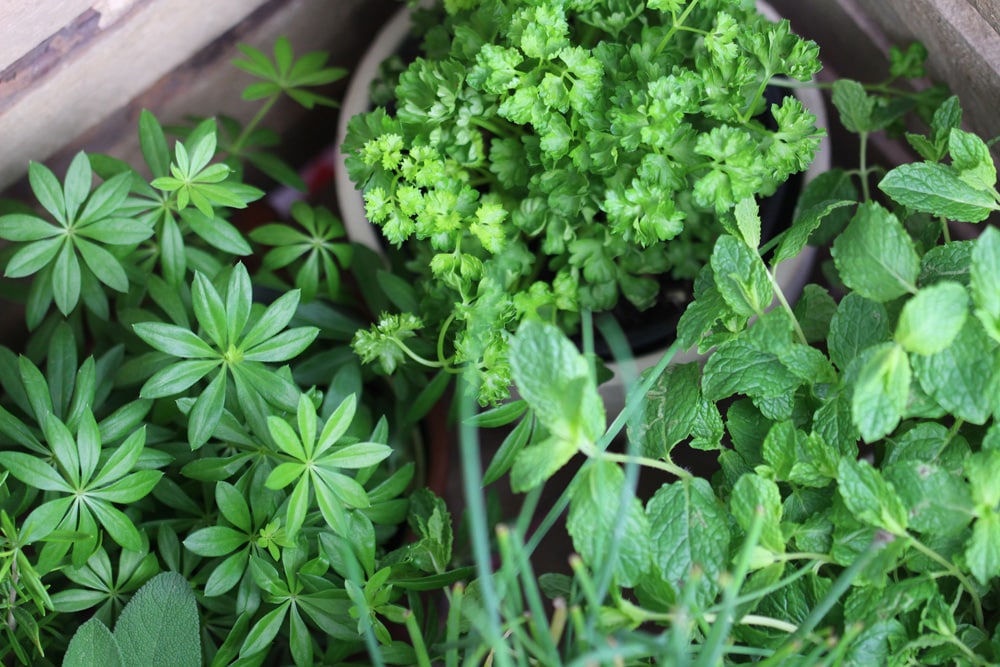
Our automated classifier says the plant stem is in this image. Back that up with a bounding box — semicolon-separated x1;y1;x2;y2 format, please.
858;131;871;202
404;610;434;667
587;447;692;479
655;0;703;56
908;536;985;627
230;94;279;156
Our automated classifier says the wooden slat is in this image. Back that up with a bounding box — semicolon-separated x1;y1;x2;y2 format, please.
0;0;95;71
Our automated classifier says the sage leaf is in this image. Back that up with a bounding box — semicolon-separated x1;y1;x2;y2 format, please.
112;572;201;667
63;618;124;667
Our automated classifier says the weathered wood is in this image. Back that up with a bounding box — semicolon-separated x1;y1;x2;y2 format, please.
0;0;395;194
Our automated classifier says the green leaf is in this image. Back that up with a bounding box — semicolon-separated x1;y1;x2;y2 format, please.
731;474;784;555
510;435;577;493
113;572;201;667
0;452;71;492
88;501;144;551
895;281;968;355
879;162;997;222
912;318;996;424
482;413;532;486
139;359;220;398
191;271;228;350
5;237;63;278
851;342;911;442
183;526;248;557
29;161;66;223
188;370;227;448
884;460;973;536
711;234;772;317
831;202;919;302
949;127;996;191
63;152;93;222
88;470;163;503
828;293;891;371
320;442;392;469
567;460;650;588
831;79;875;133
63;618;124;667
646;478;730;606
242;327;318;362
774;199;853;266
53;240;82;314
971;226;1000;342
75;237;129;292
966;510;1000;585
132;322;217;359
240;289;301;350
182;208;252;255
510;319;603;444
216;480;252;533
837;458;908;535
139;110;170;178
0;213;60;241
631;362;723;457
734;196;761;249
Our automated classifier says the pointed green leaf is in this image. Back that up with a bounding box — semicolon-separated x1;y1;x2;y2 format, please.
831;202;919;302
879;162;997;222
133;322;217;359
0;452;71;492
63;152;93;222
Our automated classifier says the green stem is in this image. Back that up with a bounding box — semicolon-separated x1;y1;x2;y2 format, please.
445;584;464;667
859;131;871;202
939;216;952;244
655;0;703;56
908;536;985;628
769;265;809;346
230;94;279;156
584;446;692;480
404;610;434;667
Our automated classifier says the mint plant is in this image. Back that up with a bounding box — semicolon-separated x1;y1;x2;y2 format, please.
344;0;825;404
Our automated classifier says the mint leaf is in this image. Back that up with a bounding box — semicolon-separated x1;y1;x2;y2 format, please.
510;320;604;445
774;199;853;266
734;196;761;249
630;362;723;457
879;162;997;223
895;281;969;355
828;293;891;371
949;128;996;191
971;226;1000;342
731;474;784;556
63;618;125;667
112;572;201;667
646;478;730;606
567;461;650;587
831;79;876;133
912;318;997;424
711;234;772;317
831;202;919;302
851;342;911;442
838;458;909;535
510;435;577;492
884;460;973;536
966;510;1000;585
792;284;837;343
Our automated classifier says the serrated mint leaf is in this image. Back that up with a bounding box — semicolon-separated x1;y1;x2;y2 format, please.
971;227;1000;342
731;474;784;556
510;435;577;492
920;240;973;287
912;318;996;424
112;572;201;667
884;460;973;536
792;284;837;343
966;450;1000;508
850;342;911;442
879;162;997;223
734;196;761;249
966;510;1000;585
828;293;891;371
832;79;875;133
813;390;860;459
567;461;650;587
711;234;772;317
949;128;996;191
510;320;604;445
838;458;908;535
895;281;969;355
831;202;919;302
774;199;853;266
702;335;801;406
646;478;729;606
630;362;723;457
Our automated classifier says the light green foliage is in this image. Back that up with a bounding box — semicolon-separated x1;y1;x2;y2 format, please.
344;0;824;403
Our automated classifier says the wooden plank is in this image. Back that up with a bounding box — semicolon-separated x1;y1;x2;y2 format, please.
0;0;95;71
0;0;396;197
0;0;272;189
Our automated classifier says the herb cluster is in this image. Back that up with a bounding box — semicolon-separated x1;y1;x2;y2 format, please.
344;0;824;404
